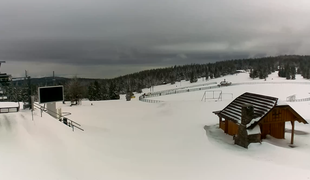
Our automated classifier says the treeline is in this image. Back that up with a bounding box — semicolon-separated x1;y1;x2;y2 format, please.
75;55;310;102
4;55;310;104
112;55;310;93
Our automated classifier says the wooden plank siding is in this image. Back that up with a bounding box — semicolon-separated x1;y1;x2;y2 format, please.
260;122;285;139
270;122;285;139
219;119;238;136
262;107;296;124
259;107;296;139
227;120;239;136
220;121;226;131
220;106;304;139
260;124;270;139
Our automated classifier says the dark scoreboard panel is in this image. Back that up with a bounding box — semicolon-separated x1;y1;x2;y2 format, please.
38;86;64;104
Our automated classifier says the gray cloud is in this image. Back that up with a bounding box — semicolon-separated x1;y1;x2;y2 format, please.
0;0;310;78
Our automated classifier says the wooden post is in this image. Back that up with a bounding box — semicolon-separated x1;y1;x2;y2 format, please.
225;119;228;133
290;121;295;145
219;117;222;128
31;109;34;121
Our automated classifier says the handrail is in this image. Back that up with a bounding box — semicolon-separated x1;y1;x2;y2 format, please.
33;103;84;131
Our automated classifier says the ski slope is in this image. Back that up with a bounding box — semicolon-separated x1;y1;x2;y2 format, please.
1;71;310;180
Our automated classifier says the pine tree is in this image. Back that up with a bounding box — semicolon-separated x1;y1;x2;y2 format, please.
297;67;301;74
291;66;296;80
205;68;209;81
209;73;214;79
88;82;95;101
190;71;197;83
66;76;84;105
250;69;258;79
101;82;109;100
109;81;120;100
93;80;102;99
214;67;220;78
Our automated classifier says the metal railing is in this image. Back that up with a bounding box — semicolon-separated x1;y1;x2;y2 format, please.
33;103;84;131
139;96;164;103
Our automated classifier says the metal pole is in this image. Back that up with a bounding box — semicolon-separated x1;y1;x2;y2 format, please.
31;96;34;110
31;109;34;121
41;104;44;117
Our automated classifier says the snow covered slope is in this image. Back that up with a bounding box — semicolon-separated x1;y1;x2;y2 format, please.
1;71;310;180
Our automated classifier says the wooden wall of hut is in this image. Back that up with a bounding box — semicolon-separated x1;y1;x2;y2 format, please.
259;107;296;139
227;120;239;136
220;121;225;131
262;107;296;123
260;122;285;139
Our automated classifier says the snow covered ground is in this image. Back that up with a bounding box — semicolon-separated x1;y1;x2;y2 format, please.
1;71;310;180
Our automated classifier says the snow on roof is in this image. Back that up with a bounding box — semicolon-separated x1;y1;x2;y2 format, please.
216;92;278;126
246;117;261;128
277;99;288;106
247;125;261;135
0;102;19;108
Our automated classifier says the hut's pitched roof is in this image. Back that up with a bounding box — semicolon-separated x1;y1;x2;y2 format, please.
213;92;278;127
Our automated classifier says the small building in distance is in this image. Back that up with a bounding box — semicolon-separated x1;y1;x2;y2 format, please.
213;92;308;148
235;70;247;73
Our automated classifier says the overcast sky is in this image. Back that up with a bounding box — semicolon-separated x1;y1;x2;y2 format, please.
0;0;310;78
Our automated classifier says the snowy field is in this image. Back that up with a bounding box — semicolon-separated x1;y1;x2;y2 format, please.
1;71;310;180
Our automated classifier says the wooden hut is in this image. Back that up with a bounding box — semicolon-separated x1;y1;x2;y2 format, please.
213;92;308;148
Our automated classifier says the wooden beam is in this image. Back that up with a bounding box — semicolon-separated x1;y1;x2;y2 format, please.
291;121;295;145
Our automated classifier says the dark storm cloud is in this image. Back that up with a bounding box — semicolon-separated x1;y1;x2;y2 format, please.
0;0;310;78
